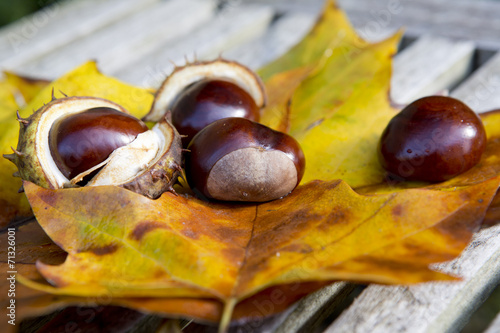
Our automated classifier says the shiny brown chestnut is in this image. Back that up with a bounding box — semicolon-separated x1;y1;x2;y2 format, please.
49;107;148;179
378;96;487;182
186;117;305;202
171;79;260;146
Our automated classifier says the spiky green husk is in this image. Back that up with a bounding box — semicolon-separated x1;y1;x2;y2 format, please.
14;104;54;188
4;96;183;199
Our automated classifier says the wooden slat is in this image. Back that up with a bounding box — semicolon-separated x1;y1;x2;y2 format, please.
0;0;160;69
452;52;500;113
391;35;474;105
223;12;317;70
11;0;217;80
114;5;274;86
337;0;500;51
97;0;217;77
273;283;355;333
324;224;500;333
248;0;396;42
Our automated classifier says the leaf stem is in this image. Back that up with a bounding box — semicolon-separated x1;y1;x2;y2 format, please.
219;298;237;333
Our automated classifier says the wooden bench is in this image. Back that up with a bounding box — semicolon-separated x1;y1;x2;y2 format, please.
2;0;500;332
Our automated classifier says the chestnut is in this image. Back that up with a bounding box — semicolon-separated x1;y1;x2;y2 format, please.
171;79;260;146
378;96;487;182
185;117;305;202
49;107;148;179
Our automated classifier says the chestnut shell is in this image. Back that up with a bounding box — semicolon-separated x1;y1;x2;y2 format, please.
378;96;487;182
171;79;260;146
186;117;305;201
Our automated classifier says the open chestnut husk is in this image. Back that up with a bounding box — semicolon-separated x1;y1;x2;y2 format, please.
185;117;305;202
144;59;266;146
378;96;487;182
5;96;182;198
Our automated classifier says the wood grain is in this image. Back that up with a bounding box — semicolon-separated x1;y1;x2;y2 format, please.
337;0;500;51
391;35;474;105
10;0;217;80
115;4;274;86
324;224;500;333
452;52;500;113
224;12;317;71
0;0;161;70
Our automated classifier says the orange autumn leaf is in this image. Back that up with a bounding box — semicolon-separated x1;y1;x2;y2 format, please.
20;175;500;328
0;218;329;333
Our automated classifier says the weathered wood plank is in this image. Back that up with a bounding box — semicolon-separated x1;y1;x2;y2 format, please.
452;52;500;113
0;0;160;69
324;221;500;332
223;12;317;70
10;0;217;80
248;0;500;48
231;284;355;333
391;35;474;105
272;283;355;333
337;0;500;51
114;5;274;87
97;0;217;77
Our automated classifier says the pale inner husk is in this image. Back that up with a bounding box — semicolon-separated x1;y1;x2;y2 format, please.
37;98;128;188
84;125;166;186
149;61;265;122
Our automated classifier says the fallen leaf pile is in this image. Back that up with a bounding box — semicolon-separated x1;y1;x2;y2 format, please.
2;1;500;332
